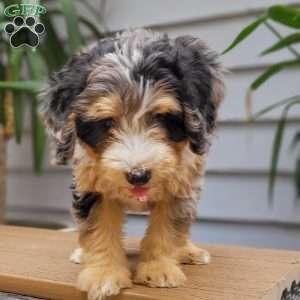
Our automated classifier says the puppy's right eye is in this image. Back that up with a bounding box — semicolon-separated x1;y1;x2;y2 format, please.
75;117;114;148
155;112;187;142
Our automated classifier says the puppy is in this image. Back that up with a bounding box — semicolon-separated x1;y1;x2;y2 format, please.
41;29;224;300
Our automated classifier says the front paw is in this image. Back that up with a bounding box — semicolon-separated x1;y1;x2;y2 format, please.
178;241;211;265
78;266;132;300
134;258;186;288
70;248;83;264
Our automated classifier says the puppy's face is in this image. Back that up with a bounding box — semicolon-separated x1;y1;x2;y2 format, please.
42;29;224;210
73;86;199;210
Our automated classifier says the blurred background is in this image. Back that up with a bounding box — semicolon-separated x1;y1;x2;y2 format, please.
0;0;300;250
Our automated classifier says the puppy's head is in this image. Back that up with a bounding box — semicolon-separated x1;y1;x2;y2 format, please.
41;29;224;209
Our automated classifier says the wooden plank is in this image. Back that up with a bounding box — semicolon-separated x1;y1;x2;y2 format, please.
0;226;300;300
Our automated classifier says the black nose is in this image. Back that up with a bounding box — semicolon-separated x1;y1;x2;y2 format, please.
126;168;151;185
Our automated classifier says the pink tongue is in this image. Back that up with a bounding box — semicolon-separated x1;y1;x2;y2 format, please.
130;187;149;202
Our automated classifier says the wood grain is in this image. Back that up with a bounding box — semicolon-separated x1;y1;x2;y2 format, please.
0;226;299;300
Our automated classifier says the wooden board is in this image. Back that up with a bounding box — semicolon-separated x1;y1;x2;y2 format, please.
0;226;300;300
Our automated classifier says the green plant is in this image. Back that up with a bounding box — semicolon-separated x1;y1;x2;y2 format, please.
223;4;300;201
0;0;106;173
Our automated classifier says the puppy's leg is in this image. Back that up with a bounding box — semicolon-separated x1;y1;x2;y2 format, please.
177;239;211;265
134;200;188;288
77;199;131;300
171;199;211;265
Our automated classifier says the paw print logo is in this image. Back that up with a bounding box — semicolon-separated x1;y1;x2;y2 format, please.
4;16;45;48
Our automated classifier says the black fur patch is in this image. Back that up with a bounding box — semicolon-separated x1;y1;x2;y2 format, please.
71;183;101;219
75;117;114;149
156;112;186;143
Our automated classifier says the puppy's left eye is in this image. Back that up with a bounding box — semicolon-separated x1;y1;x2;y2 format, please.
76;117;114;148
155;113;187;142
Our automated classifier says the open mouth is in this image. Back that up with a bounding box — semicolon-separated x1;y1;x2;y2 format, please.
129;186;149;202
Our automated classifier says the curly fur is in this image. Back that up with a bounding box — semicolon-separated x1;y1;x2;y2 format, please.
41;28;225;300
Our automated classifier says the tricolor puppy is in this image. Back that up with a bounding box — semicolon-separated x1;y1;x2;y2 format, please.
41;29;224;300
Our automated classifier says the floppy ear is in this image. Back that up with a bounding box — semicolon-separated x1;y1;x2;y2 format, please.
40;38;117;165
174;36;225;154
40;53;92;165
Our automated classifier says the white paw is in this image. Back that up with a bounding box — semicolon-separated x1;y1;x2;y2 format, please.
179;242;211;265
78;267;132;300
198;249;211;264
134;258;186;288
87;278;129;300
70;248;83;264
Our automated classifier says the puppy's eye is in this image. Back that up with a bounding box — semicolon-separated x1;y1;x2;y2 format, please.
155;113;186;142
100;118;114;129
76;117;114;148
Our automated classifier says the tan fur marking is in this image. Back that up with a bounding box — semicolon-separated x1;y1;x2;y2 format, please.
77;199;132;299
81;94;123;121
150;94;181;115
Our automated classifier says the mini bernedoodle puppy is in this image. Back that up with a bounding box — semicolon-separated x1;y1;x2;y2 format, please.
41;29;225;300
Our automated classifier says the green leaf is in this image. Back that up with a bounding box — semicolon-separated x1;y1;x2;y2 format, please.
290;131;300;150
0;80;43;92
295;158;300;198
251;95;300;120
268;100;300;202
263;21;300;59
60;0;82;53
77;0;108;32
47;9;105;40
31;98;46;174
250;58;300;90
222;15;267;54
261;32;300;56
0;3;4;21
39;14;67;70
0;22;7;31
9;48;24;143
26;49;47;174
269;114;286;202
26;49;47;79
23;1;46;173
78;16;105;40
268;5;300;29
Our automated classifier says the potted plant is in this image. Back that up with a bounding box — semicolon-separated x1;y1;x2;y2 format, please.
223;4;300;201
0;0;106;222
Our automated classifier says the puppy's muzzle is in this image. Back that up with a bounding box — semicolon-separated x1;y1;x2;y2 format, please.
126;168;151;186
